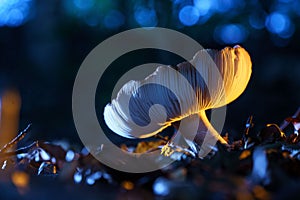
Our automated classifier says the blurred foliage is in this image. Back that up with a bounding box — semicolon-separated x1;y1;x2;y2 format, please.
0;0;299;143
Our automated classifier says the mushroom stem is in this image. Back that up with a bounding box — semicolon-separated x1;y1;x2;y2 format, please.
172;111;227;153
197;111;228;145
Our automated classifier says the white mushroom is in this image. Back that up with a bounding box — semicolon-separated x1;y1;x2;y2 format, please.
104;45;252;154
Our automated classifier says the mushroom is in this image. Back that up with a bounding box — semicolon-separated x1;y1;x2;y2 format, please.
104;45;252;156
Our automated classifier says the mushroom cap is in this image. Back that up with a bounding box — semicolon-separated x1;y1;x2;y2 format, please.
104;45;252;138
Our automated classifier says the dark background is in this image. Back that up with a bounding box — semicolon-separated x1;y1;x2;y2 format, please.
0;0;299;145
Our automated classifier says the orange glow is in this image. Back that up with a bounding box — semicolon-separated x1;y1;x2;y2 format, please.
121;181;134;190
11;171;30;188
239;150;251;160
0;89;21;149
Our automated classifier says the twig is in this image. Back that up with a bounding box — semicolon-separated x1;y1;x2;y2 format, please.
244;115;253;136
243;116;253;149
154;134;169;142
0;141;37;159
0;123;32;153
0;149;28;159
280;107;300;130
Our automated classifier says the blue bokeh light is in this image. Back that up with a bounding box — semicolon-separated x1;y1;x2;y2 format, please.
0;0;33;27
171;0;183;5
63;0;116;27
73;0;94;11
63;0;94;15
249;12;266;29
213;0;235;13
279;23;295;39
65;150;75;162
153;178;170;196
266;12;287;34
214;24;248;44
73;171;82;183
277;0;293;3
265;12;294;38
134;7;158;27
179;5;200;26
104;10;125;29
193;0;212;16
6;9;24;26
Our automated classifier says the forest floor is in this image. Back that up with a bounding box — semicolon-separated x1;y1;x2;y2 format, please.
1;110;300;200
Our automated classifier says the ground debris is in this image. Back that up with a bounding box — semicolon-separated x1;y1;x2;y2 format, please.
1;108;300;199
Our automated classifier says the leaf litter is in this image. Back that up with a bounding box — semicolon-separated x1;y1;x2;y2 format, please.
1;108;300;199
